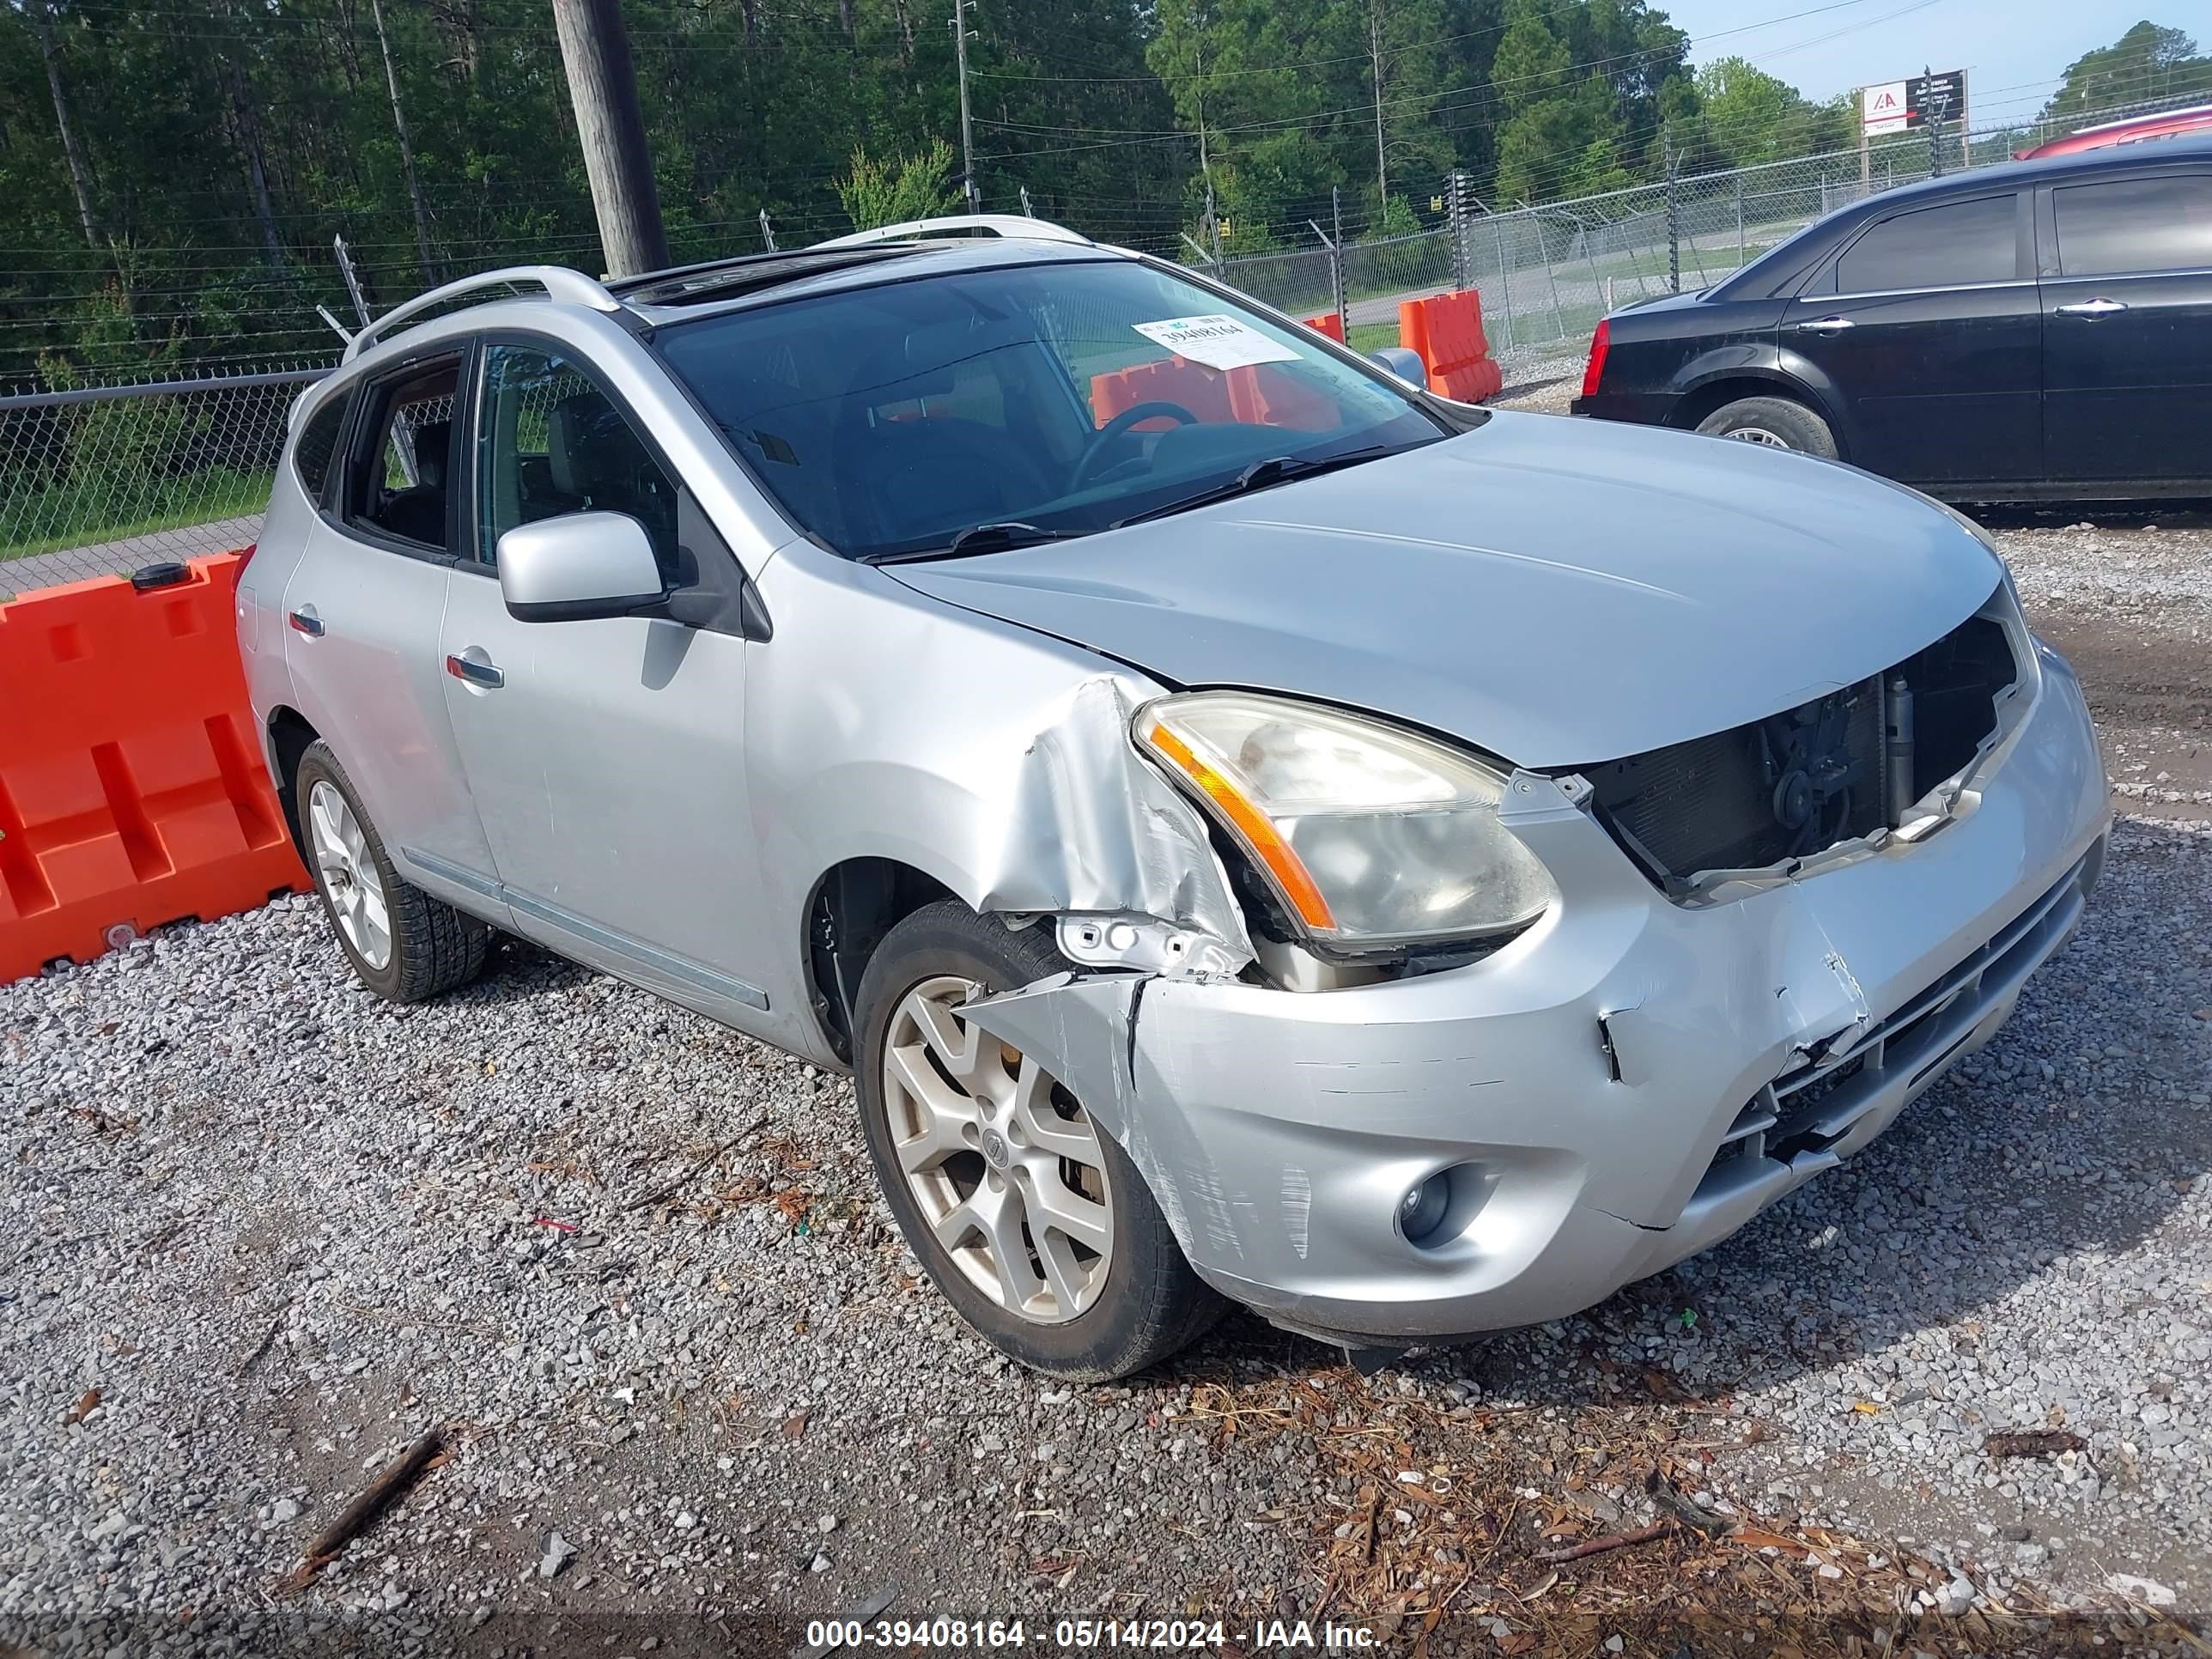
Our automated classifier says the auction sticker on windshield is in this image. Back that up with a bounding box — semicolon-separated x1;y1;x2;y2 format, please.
1132;314;1302;371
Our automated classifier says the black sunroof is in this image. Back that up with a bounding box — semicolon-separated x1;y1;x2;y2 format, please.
614;245;941;307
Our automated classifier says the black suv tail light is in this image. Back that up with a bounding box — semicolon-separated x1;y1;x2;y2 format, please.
1580;319;1611;399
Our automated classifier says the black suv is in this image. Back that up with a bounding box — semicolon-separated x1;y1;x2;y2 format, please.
1571;135;2212;500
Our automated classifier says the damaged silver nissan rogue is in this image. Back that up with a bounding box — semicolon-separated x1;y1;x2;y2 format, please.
241;216;2111;1379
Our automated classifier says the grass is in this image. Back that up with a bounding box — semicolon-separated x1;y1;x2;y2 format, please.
0;467;270;562
1346;320;1401;355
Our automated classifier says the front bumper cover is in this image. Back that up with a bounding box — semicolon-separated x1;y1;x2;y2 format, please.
965;648;2110;1345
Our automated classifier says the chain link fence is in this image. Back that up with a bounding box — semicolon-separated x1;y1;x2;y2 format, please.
0;365;331;594
1208;125;2046;373
0;100;2164;595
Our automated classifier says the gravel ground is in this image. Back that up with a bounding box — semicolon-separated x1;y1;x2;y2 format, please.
4;399;2209;1656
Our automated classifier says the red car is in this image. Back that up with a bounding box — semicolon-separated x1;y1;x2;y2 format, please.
2017;103;2212;159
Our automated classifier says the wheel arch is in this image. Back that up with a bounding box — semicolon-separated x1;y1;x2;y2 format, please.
803;854;963;1066
1668;371;1845;455
265;704;321;864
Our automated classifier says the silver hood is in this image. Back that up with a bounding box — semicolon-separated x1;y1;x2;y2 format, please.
888;410;2006;768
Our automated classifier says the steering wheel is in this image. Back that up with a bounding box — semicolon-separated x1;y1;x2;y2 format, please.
1073;400;1201;489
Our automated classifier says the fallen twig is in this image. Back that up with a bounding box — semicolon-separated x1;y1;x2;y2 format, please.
274;1428;445;1592
1644;1469;1734;1538
622;1115;769;1212
234;1310;287;1379
1534;1521;1671;1564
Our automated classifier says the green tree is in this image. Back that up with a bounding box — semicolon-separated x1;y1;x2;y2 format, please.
836;141;961;230
1692;57;1852;167
2043;21;2210;125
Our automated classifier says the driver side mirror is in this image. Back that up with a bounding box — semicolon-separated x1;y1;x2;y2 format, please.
1365;346;1431;389
497;510;665;623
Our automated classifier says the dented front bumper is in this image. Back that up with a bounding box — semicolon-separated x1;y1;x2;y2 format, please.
969;645;2110;1346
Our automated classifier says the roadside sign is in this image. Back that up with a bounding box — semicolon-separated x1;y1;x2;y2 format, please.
1911;69;1966;123
1863;81;1910;135
1863;70;1966;135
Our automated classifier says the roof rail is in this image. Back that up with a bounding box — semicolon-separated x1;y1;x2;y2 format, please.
344;265;623;362
811;214;1091;251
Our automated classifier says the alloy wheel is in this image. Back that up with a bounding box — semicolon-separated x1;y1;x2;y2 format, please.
1727;425;1793;448
307;779;392;971
881;975;1115;1324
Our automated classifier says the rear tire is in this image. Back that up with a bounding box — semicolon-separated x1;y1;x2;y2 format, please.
1695;395;1838;459
294;740;488;1003
854;900;1225;1380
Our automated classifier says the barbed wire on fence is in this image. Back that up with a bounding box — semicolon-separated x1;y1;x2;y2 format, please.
0;90;2191;580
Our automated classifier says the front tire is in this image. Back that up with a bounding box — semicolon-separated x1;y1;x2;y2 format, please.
294;740;488;1003
854;901;1224;1380
1695;394;1838;459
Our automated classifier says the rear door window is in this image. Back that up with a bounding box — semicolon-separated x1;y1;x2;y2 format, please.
341;356;463;555
1835;194;2021;294
2054;173;2212;276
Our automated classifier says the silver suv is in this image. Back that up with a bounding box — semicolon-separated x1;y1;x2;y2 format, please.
241;216;2110;1379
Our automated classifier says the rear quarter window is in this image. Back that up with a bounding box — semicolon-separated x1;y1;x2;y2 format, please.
292;394;348;501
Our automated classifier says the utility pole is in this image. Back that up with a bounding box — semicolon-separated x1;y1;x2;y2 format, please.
1856;85;1870;195
951;0;980;212
551;0;669;276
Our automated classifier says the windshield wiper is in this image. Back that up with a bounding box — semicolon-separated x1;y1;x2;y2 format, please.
866;522;1075;564
1111;446;1392;528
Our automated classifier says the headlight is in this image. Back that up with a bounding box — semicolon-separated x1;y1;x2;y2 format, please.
1135;691;1557;950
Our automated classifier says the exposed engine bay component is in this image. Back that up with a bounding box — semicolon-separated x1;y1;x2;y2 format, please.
1057;914;1245;979
1585;602;2022;892
1883;674;1917;826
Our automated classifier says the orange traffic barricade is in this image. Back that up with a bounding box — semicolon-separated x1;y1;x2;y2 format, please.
1398;289;1504;404
0;553;308;981
1090;356;1237;427
1299;312;1346;342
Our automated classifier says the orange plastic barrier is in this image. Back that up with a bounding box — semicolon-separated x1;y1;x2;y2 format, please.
1091;356;1237;427
1398;289;1504;404
1092;355;1344;434
1224;364;1340;431
1299;312;1346;343
0;553;308;981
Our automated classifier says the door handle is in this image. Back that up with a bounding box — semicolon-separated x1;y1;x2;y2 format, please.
2055;297;2128;318
1794;316;1856;334
445;653;505;689
287;607;325;637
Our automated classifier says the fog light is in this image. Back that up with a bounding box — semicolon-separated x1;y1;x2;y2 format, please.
1398;1171;1451;1244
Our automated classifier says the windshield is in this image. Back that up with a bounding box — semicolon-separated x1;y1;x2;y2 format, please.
653;257;1446;561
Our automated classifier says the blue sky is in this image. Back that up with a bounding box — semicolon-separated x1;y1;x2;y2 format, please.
1663;0;2212;118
